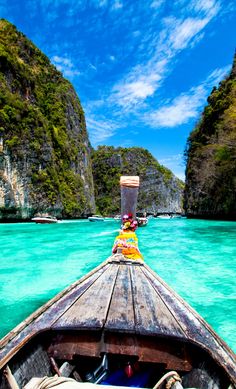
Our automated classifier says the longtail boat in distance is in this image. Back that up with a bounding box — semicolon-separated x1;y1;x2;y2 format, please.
0;177;235;389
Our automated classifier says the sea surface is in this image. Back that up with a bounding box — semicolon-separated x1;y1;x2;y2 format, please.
0;218;235;352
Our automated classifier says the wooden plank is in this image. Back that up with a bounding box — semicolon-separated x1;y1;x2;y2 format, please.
53;264;119;329
140;265;206;338
141;264;236;382
0;263;110;369
44;266;108;327
105;264;135;332
130;266;185;337
48;332;102;360
104;333;192;371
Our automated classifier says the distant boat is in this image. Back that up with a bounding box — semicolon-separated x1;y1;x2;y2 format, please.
31;215;58;224
157;214;172;219
137;216;148;227
88;215;104;222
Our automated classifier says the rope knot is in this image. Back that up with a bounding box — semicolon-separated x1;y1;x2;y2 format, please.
166;373;182;389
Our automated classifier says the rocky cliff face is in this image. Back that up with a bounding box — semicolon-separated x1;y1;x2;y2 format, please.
184;54;236;220
0;20;184;221
0;19;95;220
92;146;184;215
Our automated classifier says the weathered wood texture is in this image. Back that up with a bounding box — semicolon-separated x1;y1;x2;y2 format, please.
48;332;193;371
0;260;111;369
0;343;53;389
0;255;235;384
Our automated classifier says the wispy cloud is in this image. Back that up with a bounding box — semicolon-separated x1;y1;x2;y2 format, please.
159;154;186;180
51;55;80;78
111;59;167;110
110;0;221;111
149;86;206;127
148;65;230;128
159;154;183;165
82;0;226;147
86;117;119;144
191;0;220;15
112;74;161;109
111;0;123;10
166;17;210;51
97;0;108;7
150;0;165;9
26;0;229;154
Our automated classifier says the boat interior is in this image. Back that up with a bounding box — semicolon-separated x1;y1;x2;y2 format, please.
0;329;233;389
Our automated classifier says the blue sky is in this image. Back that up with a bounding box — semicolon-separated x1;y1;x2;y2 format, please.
1;0;235;180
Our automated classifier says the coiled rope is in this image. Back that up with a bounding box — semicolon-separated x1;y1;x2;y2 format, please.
153;371;182;389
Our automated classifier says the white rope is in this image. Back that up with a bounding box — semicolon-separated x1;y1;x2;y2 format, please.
3;365;20;389
153;371;182;389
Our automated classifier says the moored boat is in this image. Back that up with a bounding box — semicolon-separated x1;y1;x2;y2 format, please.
31;215;58;224
157;214;171;219
137;217;148;227
88;215;104;222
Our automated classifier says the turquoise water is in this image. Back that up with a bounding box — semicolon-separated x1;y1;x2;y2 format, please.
0;218;235;352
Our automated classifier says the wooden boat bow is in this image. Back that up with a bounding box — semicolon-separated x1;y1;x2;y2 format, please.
0;255;235;386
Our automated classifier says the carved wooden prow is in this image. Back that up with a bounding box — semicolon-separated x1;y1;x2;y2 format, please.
120;176;140;219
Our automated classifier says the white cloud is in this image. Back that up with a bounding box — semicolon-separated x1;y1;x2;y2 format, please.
51;55;80;78
168;17;210;50
159;154;183;164
148;65;231;128
109;0;220;111
150;0;165;9
133;30;141;38
159;154;185;180
149;86;205;127
150;94;201;127
113;77;159;108
191;0;220;16
86;117;118;144
95;0;108;8
112;59;167;109
52;56;73;67
89;63;97;71
207;65;231;84
111;0;123;10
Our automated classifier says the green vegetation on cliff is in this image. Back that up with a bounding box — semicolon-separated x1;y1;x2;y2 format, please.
0;19;95;218
92;146;184;215
0;20;184;220
184;54;236;219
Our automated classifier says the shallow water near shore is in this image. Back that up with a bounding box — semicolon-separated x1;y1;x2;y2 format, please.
0;218;235;352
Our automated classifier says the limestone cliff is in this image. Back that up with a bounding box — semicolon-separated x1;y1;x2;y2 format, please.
92;146;184;215
0;19;95;220
184;54;236;220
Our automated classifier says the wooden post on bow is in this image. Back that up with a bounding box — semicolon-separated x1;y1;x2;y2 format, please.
120;176;140;220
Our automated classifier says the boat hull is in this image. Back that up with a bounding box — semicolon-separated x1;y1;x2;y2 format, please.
0;256;235;388
31;217;58;224
88;216;104;222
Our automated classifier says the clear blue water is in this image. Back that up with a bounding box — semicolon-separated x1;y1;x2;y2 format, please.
0;218;235;352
